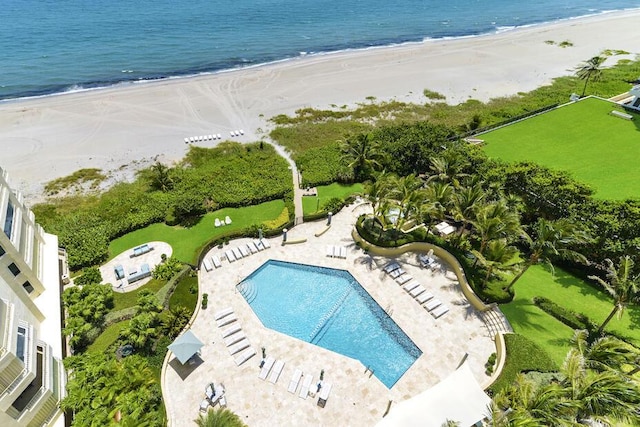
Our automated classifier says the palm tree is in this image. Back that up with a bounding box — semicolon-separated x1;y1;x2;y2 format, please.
575;56;605;97
471;239;519;288
471;200;522;256
363;173;391;219
588;255;640;335
506;218;589;291
194;408;247;427
149;161;174;192
422;181;454;223
340;132;385;180
426;156;470;188
163;305;191;339
570;329;638;374
451;183;485;232
387;174;423;231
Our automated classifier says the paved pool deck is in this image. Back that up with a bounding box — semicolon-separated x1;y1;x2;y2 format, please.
162;202;495;426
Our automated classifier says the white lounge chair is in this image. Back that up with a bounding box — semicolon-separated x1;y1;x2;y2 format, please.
424;299;442;312
232;247;243;259
396;274;413;285
261;238;271;249
239;129;244;135
217;314;237;328
332;245;340;258
238;246;250;257
184;137;190;144
389;268;405;279
383;262;400;273
199;398;210;412
228;338;250;355
234;130;240;136
416;291;434;304
225;249;236;262
254;239;265;251
431;305;450;319
217;133;222;140
214;218;222;227
317;382;332;408
340;246;347;259
288;369;303;393
220;323;241;338
230;131;236;137
326;245;334;257
224;331;246;347
214;307;234;320
403;281;419;292
225;215;232;224
234;348;256;366
298;374;313;399
258;356;275;380
247;242;258;254
211;255;222;268
409;284;426;297
203;259;213;272
268;360;285;384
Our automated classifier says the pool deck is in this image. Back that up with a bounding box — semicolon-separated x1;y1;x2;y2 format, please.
162;203;495;426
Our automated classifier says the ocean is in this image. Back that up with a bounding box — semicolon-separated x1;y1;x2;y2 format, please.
2;0;639;101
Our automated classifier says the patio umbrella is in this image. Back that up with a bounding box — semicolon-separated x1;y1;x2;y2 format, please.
168;329;204;364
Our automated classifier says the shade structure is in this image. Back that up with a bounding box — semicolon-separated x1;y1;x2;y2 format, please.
168;329;204;364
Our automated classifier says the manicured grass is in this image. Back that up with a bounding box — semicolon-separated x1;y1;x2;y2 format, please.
108;200;285;264
482;97;640;200
302;183;364;215
489;333;558;393
500;264;640;365
87;320;130;354
112;278;167;311
168;275;198;312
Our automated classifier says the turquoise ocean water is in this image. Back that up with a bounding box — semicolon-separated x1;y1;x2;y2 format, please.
2;0;639;101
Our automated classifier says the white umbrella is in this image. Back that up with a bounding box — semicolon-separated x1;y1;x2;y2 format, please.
168;329;204;364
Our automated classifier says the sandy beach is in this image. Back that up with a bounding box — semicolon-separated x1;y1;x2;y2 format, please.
1;9;640;202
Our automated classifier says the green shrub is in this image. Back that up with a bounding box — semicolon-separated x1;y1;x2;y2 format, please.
75;267;103;286
532;296;595;331
152;257;183;281
201;293;208;309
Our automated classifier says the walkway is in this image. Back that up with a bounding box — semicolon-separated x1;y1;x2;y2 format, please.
264;139;304;224
162;204;495;426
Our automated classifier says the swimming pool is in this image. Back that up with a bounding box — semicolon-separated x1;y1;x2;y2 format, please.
236;260;422;388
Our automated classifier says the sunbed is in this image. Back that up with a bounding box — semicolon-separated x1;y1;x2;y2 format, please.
317;382;332;408
431;305;450;319
389;268;405;279
232;247;243;259
217;314;237;328
396;274;413;285
416;291;434;304
234;348;256;366
220;323;241;338
199;398;210;412
288;369;303;393
254;239;265;251
203;259;213;272
268;360;285;384
225;249;236;262
409;284;426;297
424;298;442;312
383;262;400;273
402;281;419;292
211;255;222;268
298;374;313;399
214;307;234;320
225;215;232;225
326;245;334;257
214;218;222;227
228;338;250;355
224;331;246;347
258;356;275;380
261;238;271;249
238;246;250;257
247;242;258;254
340;246;347;259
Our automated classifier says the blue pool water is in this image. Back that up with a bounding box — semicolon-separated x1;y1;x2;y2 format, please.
236;260;422;388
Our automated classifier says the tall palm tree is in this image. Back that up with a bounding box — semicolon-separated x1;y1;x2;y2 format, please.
506;218;589;291
426;156;470;188
387;174;424;231
194;408;247;427
588;255;640;334
570;329;638;374
339;132;385;180
422;181;454;223
363;173;391;219
471;239;519;288
451;183;485;232
471;200;522;256
575;56;605;97
149;161;174;192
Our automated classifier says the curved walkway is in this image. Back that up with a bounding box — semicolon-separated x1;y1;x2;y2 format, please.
99;241;172;292
162;204;495;426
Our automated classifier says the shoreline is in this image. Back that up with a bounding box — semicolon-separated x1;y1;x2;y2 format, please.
2;8;640;203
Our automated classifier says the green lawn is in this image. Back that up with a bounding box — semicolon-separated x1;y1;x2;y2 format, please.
500;264;640;365
87;320;130;354
482;97;640;200
302;182;364;215
168;275;198;312
108;200;285;264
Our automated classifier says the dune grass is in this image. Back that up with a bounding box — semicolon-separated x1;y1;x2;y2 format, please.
302;182;364;215
108;200;285;265
482;97;640;200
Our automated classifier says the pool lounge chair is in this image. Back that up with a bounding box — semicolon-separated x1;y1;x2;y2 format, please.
326;245;334;257
228;338;250;355
214;307;234;320
288;369;303;393
402;281;419;292
217;314;237;328
261;238;271;249
268;360;285;384
340;246;347;259
247;242;258;254
215;218;222;227
389;268;405;279
220;323;241;338
424;298;442;312
258;356;275;380
203;259;213;272
254;239;265;251
232;247;243;259
199;398;210;412
409;284;426;298
431;305;449;319
383;262;400;274
298;374;313;399
317;382;332;408
238;246;250;257
396;274;413;285
234;348;256;366
224;331;246;347
211;255;222;268
416;291;434;304
225;250;236;262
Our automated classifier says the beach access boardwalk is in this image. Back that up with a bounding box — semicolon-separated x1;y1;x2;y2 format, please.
162;203;495;426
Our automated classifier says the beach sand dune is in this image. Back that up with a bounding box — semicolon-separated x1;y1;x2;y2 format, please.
1;10;640;201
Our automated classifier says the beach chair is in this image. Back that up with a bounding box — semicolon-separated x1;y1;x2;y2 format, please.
254;239;265;251
424;298;442;312
396;274;413;285
238;246;250;257
298;374;313;399
214;307;234;320
215;218;222;227
234;348;256;366
258;356;275;380
230;131;236;137
228;338;250;355
261;238;271;249
220;323;241;338
268;360;285;384
224;331;246;347
211;255;222;268
199;398;210;412
232;247;243;259
225;249;236;262
217;133;222;140
217;314;237;328
288;369;303;394
431;305;450;319
409;284;426;298
203;259;213;272
389;268;405;279
340;246;347;259
416;291;434;304
402;281;419;293
317;382;332;408
218;395;227;408
383;262;400;274
225;215;232;224
332;245;340;258
247;242;258;254
326;245;334;257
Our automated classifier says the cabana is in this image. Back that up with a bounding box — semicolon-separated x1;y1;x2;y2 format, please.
168;330;204;364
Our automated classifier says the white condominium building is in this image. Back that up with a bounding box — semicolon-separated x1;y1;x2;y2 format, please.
0;167;66;427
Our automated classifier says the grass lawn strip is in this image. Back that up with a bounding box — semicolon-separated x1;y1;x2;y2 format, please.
482;97;640;200
87;319;131;354
302;182;364;215
108;200;285;264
